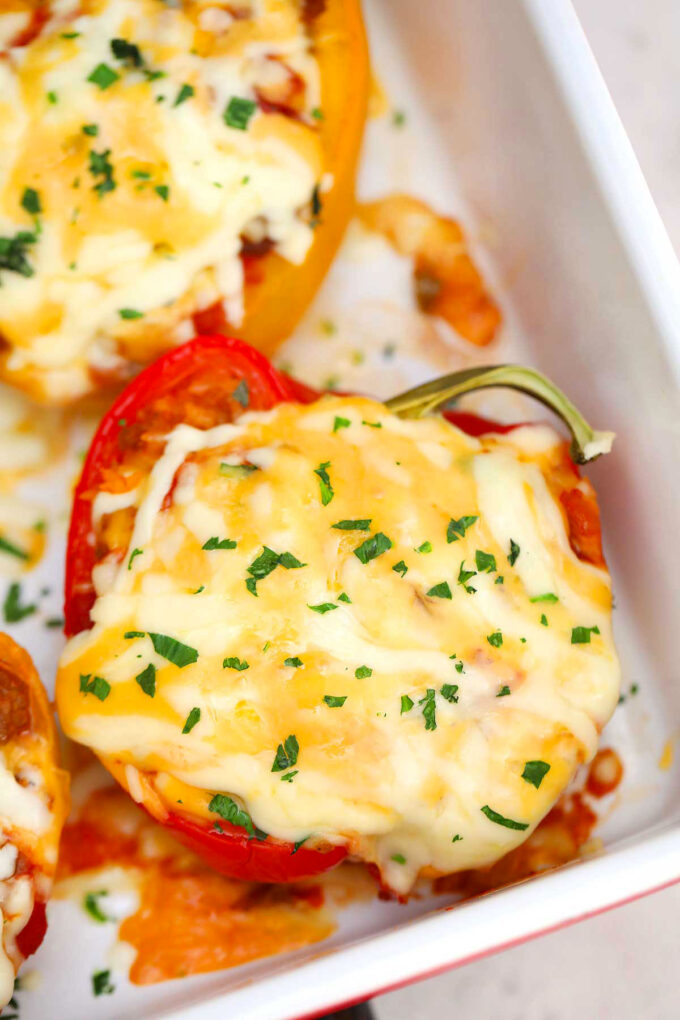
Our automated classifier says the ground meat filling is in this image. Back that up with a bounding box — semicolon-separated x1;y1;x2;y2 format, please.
0;665;31;745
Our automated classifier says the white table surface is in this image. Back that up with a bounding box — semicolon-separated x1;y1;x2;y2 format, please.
374;2;680;1018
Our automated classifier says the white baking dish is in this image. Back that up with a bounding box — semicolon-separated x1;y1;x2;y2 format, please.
14;0;680;1017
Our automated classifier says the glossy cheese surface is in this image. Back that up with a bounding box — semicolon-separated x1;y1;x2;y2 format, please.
0;0;322;400
57;398;620;893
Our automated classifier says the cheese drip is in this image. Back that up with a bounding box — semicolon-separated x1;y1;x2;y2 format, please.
0;0;322;399
57;397;620;893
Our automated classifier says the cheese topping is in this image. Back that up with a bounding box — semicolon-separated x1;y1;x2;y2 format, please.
57;397;620;893
0;0;322;399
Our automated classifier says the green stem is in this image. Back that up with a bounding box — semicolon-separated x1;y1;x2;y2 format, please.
386;364;614;464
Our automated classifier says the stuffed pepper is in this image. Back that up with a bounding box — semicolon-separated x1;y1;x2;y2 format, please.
1;635;68;1008
56;335;620;893
0;0;368;403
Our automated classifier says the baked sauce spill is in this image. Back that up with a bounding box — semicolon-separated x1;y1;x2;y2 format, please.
56;749;623;987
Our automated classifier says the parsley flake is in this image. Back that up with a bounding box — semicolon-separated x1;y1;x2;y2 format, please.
314;461;334;505
0;536;28;561
355;665;372;679
440;683;459;703
333;416;350;433
224;96;257;130
307;602;337;614
419;688;437;730
571;625;601;644
392;560;408;577
118;307;143;320
223;656;249;671
481;804;529;830
155;184;169;202
521;760;551;788
135;663;156;697
246;546;305;594
82;123;99;136
232;379;249;407
208;793;257;837
487;631;503;648
127;547;143;570
400;694;414;714
87;63;119;90
416;541;432;554
182;707;201;733
508;539;520;566
0;229;37;278
457;561;477;594
323;695;347;707
354;532;392;564
337;592;352;603
88;148;116;198
284;656;303;668
496;685;511;697
3;583;36;623
447;515;478;543
174;83;195;107
148;632;198;667
271;734;299;772
530;592;559;603
281;770;298;783
475;550;496;573
426;581;452;599
84;891;110;924
203;536;237;550
21;188;41;216
391;853;406;865
332;519;371;531
92;969;115;996
79;674;111;701
110;38;143;67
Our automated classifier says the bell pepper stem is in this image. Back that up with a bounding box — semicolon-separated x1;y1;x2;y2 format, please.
386;364;614;464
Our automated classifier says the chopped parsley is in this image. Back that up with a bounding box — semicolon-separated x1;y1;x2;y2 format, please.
487;631;503;648
307;602;337;614
355;665;372;679
0;536;28;561
323;695;347;707
82;123;99;136
495;575;505;585
246;546;305;595
451;834;463;843
284;656;303;668
354;532;392;564
392;109;406;127
223;656;249;671
182;707;201;733
292;836;308;854
337;592;352;603
392;560;408;577
127;547;143;570
571;625;601;644
92;969;115;996
21;187;41;215
110;37;143;67
400;694;414;714
203;536;237;550
79;674;111;701
362;419;382;429
118;307;143;320
310;184;322;227
83;891;110;924
0;229;37;278
61;31;81;39
540;613;548;627
311;106;324;120
481;805;529;831
508;539;520;566
475;550;496;573
332;519;371;531
232;379;249;407
447;515;478;543
208;794;257;838
87;63;119;90
521;760;551;789
174;83;195;107
416;541;432;554
124;630;145;639
457;561;477;594
3;583;36;623
155;184;170;202
440;683;459;703
314;461;334;505
88;148;116;198
333;416;350;433
426;581;452;599
496;685;511;697
281;771;298;782
271;734;299;772
135;663;156;697
224;96;257;130
530;592;559;603
148;632;198;667
391;853;406;865
419;688;437;730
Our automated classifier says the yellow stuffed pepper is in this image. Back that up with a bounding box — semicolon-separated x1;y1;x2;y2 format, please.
0;0;368;403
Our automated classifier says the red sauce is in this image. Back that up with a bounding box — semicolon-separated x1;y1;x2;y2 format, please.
586;748;624;798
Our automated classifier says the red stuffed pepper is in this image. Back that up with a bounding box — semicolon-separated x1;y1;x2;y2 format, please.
56;335;619;893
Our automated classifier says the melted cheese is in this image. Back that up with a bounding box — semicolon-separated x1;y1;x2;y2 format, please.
0;0;322;400
57;397;621;893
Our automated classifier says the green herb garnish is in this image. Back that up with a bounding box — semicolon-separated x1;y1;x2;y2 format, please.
128;547;143;570
426;581;452;599
314;461;334;505
332;519;371;531
355;665;372;679
571;625;601;644
92;970;115;996
440;683;459;703
21;188;41;215
118;308;143;320
486;631;503;648
174;83;195;107
148;632;198;667
400;694;414;714
354;532;392;564
87;63;119;90
446;515;478;543
481;805;529;830
457;561;477;594
203;536;237;550
232;379;249;407
530;592;559;603
0;536;28;561
223;656;249;671
79;674;111;701
416;541;432;554
3;583;36;623
323;695;347;707
88;148;116;198
182;707;201;733
392;560;408;577
272;734;299;772
508;539;520;566
84;891;110;924
284;656;303;668
475;550;496;573
333;416;350;433
208;794;256;837
224;96;257;130
419;688;437;730
521;760;551;789
135;663;156;697
307;602;337;614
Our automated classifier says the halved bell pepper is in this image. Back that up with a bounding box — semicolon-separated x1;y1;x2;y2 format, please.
61;334;606;885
